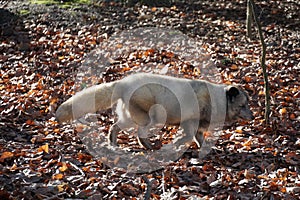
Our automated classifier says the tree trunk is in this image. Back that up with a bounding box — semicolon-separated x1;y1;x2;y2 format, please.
246;0;253;39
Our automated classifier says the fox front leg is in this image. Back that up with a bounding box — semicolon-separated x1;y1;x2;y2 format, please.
138;136;154;150
176;120;199;148
108;117;134;147
194;130;204;148
108;101;136;147
138;126;163;150
108;123;120;146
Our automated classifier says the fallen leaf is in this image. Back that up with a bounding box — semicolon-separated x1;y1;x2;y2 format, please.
38;143;49;153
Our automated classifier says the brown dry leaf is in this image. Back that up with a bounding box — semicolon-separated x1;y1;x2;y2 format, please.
244;76;252;83
230;64;238;70
151;7;157;12
289;113;296;120
59;162;68;172
26;119;35;125
76;124;86;133
279;108;287;115
38;143;49;153
242;139;252;147
57;184;65;192
10;164;18;171
53;173;64;180
0;151;14;162
114;156;120;165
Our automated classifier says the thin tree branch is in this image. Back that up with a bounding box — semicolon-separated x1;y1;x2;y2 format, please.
248;0;271;123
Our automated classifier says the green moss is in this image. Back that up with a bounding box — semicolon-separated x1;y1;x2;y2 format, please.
19;9;31;15
29;0;92;7
30;0;55;5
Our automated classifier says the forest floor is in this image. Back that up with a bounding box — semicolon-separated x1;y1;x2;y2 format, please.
0;0;299;199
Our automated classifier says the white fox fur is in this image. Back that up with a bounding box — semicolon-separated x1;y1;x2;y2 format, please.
56;73;254;149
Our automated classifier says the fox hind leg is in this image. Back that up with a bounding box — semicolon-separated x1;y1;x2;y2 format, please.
111;100;165;150
128;103;158;149
108;100;134;146
109;100;155;148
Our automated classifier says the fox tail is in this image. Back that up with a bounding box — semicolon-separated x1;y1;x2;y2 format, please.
56;81;119;123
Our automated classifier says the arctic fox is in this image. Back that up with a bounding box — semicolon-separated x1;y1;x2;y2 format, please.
56;73;254;149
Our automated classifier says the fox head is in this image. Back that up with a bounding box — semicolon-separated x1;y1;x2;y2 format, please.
225;86;255;123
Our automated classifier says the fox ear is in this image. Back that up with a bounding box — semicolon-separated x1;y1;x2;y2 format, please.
226;86;240;102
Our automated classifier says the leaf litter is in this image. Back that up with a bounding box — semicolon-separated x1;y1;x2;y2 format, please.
0;0;299;199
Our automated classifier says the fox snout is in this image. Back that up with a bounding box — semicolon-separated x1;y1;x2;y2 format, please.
240;107;255;121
